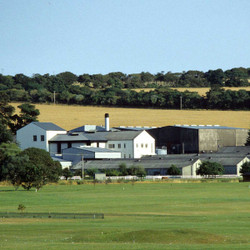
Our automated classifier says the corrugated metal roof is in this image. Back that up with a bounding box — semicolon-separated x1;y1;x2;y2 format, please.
217;146;250;156
63;146;120;153
173;125;244;130
72;157;200;170
101;131;143;140
49;130;143;142
33;122;65;131
199;155;247;166
49;132;107;142
70;125;106;132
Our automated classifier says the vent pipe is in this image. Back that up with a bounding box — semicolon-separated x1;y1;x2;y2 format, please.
105;113;110;131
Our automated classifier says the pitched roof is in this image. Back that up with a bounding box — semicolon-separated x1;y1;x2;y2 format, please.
33;122;65;131
49;130;144;142
101;131;143;141
63;146;120;154
173;125;245;130
72;157;200;170
49;132;107;142
199;155;248;166
70;125;106;133
217;146;250;156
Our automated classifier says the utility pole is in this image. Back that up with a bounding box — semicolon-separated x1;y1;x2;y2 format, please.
180;95;182;110
81;154;84;180
53;91;56;104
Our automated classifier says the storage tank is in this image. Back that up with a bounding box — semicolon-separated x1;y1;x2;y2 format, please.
155;148;167;155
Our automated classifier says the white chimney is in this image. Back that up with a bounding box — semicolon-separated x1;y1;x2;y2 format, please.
105;113;109;131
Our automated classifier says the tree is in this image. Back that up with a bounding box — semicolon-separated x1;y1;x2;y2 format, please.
135;166;146;178
0;92;15;127
118;163;128;176
19;148;62;190
0;120;13;143
245;130;250;146
0;143;21;182
3;154;31;190
240;162;250;175
62;167;73;180
196;161;224;178
168;165;181;175
85;168;98;179
10;103;40;134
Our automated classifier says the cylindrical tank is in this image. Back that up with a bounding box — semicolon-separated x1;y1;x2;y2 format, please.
155;148;167;155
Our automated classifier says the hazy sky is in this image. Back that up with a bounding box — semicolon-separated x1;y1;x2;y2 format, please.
1;0;249;76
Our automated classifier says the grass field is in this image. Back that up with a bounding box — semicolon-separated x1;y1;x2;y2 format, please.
11;103;250;130
0;182;249;249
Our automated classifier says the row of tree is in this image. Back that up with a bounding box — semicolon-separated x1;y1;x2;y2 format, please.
1;67;250;90
1;85;250;110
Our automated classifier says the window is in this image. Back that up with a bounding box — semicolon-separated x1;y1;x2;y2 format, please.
124;154;126;158
124;143;126;148
145;144;148;148
41;135;45;141
108;144;115;149
141;143;144;148
118;144;121;148
33;135;37;141
136;143;138;148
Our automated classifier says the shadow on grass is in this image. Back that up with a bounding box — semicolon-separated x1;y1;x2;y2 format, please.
0;189;28;192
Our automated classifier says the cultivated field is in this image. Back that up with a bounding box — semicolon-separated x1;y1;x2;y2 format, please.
133;86;250;96
11;103;250;130
0;182;249;249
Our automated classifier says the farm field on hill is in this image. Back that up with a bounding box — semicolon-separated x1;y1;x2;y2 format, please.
0;182;249;249
132;86;250;96
11;103;250;130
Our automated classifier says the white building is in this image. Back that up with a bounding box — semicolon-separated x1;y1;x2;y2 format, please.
16;122;67;151
105;130;155;158
16;120;156;161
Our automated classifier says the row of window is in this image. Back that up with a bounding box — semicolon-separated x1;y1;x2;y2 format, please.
33;135;45;142
136;143;148;148
108;143;126;149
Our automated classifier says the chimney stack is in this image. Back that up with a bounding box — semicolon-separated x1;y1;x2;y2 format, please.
105;113;109;131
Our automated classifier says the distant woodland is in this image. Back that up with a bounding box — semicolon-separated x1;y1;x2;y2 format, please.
0;67;249;110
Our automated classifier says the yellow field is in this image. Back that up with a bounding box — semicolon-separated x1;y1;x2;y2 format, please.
133;86;250;96
11;103;250;130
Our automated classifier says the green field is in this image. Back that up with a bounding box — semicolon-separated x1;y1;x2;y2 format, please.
0;182;250;249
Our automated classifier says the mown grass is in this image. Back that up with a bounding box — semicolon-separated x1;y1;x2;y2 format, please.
11;103;250;130
0;182;249;249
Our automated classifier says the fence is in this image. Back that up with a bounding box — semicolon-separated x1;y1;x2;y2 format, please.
106;175;240;180
0;212;104;219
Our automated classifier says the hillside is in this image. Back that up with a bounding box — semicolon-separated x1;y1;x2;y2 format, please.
11;103;250;130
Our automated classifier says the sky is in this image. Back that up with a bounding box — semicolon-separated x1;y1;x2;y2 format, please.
0;0;250;76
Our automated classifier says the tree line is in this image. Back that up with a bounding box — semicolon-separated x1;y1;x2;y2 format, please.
0;67;249;110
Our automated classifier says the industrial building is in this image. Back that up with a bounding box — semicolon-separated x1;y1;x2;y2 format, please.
148;125;248;154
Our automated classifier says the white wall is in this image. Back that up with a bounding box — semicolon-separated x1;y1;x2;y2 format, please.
237;157;249;176
95;152;121;159
17;123;66;152
46;131;66;151
133;131;155;158
106;140;133;158
17;123;46;151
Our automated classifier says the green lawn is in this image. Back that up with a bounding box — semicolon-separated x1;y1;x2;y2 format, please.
0;182;249;249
